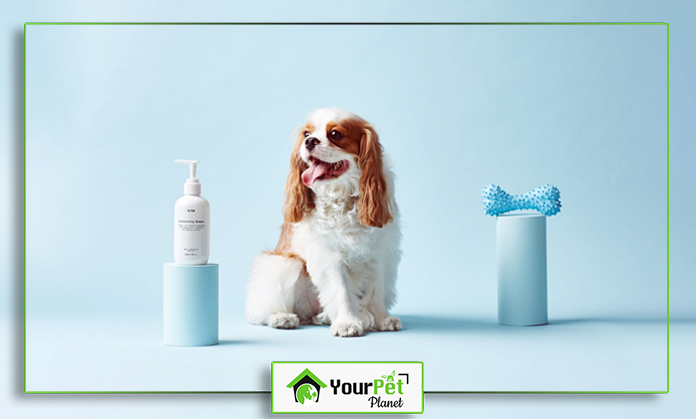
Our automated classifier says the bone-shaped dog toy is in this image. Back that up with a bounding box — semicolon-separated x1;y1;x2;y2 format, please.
482;184;561;216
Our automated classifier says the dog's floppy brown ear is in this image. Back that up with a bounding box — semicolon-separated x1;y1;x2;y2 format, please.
283;130;314;222
358;124;392;228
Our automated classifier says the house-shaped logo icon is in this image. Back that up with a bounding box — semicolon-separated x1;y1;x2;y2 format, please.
286;368;328;404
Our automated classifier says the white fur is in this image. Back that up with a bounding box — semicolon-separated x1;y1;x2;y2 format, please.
245;108;402;337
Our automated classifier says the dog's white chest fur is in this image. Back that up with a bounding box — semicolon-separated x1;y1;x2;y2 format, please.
296;178;374;260
300;193;375;263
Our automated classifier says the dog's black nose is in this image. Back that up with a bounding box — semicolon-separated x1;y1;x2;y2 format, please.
304;137;320;151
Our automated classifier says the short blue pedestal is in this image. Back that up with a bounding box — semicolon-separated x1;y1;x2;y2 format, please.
163;263;219;346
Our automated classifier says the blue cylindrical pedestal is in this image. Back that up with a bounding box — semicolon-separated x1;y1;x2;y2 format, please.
163;263;219;346
496;214;548;326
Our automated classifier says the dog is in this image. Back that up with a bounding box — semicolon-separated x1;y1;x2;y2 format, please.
245;108;402;337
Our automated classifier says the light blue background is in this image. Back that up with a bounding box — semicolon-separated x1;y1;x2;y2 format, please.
25;23;667;320
1;0;695;417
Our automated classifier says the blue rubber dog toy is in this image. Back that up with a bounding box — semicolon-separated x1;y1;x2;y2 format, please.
482;184;561;216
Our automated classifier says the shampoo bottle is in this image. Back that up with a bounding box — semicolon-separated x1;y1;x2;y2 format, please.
174;160;210;265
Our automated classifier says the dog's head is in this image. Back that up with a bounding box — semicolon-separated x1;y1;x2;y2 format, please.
283;108;392;228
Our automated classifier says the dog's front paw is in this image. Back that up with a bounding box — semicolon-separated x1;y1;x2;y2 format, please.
378;316;402;332
268;313;300;329
330;320;364;337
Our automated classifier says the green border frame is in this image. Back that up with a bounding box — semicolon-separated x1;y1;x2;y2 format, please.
23;22;670;396
271;361;424;414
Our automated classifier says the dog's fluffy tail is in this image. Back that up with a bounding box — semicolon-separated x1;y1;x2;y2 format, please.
245;253;305;325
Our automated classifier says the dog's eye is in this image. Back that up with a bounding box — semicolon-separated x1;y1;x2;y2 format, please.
329;130;344;140
303;131;310;138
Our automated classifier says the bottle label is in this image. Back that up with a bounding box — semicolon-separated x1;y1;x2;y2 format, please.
177;219;206;232
174;203;209;263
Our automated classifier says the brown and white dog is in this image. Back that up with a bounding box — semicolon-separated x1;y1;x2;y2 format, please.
245;108;402;337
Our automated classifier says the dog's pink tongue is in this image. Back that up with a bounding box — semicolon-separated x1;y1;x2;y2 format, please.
302;162;330;186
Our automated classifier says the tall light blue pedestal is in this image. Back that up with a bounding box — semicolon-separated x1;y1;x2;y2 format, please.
496;214;548;326
163;263;219;346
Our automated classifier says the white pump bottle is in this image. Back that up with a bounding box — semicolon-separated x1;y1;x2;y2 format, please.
174;160;210;265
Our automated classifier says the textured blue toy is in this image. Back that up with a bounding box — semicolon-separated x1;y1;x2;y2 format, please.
482;184;561;217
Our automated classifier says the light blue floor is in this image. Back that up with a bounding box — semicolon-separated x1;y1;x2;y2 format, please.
25;312;667;392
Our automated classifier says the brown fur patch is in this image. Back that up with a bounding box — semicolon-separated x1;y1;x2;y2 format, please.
325;120;362;156
274;222;294;254
264;223;309;275
357;123;392;227
303;122;315;137
283;126;315;222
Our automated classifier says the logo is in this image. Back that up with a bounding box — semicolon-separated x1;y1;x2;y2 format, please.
286;368;328;404
272;362;423;414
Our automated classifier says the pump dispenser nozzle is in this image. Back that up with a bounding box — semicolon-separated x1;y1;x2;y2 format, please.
175;159;202;195
175;159;199;179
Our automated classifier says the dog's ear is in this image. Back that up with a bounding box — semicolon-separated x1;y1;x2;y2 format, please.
358;123;392;228
283;130;314;223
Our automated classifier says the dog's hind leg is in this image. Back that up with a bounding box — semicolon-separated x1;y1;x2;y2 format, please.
245;253;305;329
